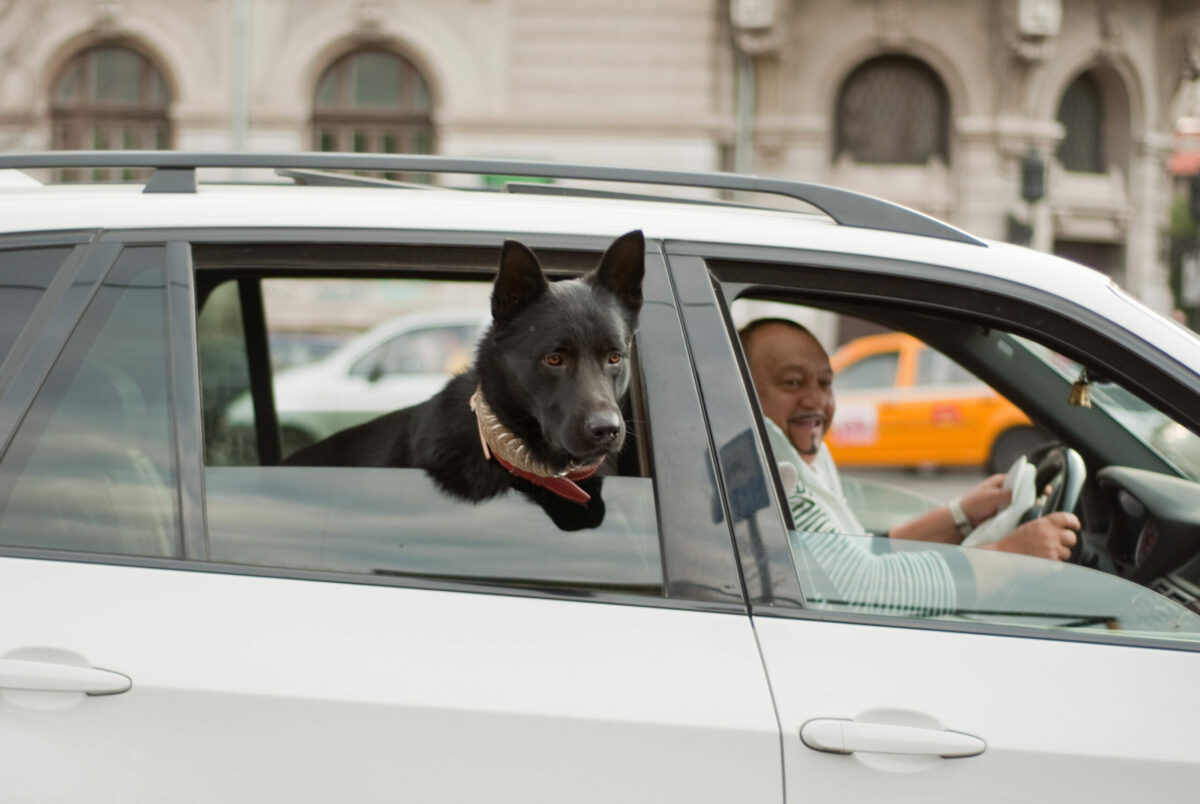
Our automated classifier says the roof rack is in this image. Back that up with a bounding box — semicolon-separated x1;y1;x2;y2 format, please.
0;151;985;246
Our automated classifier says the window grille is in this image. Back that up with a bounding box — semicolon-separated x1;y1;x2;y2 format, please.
834;55;949;165
311;50;435;181
1056;72;1105;173
51;45;173;182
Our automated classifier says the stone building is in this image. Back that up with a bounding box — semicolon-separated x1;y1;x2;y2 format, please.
0;0;1197;313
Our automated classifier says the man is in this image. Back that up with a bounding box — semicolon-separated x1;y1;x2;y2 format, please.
740;317;1079;561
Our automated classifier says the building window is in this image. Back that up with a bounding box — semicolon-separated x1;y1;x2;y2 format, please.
51;45;172;181
1056;72;1105;173
834;55;949;165
311;49;434;158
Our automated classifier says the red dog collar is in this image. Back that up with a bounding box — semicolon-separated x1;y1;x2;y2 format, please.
470;387;604;504
491;453;604;504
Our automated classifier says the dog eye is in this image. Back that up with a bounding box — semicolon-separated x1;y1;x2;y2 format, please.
543;353;564;367
607;352;622;365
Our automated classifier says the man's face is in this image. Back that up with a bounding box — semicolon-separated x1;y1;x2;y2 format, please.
745;323;835;465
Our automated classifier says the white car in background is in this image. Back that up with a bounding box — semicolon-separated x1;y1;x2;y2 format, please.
225;309;488;454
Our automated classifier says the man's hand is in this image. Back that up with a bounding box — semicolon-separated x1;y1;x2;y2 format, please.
959;473;1012;527
982;512;1080;561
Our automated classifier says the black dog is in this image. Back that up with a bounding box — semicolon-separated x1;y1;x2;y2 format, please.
284;230;645;530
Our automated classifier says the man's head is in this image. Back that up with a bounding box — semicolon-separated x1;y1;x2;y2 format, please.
739;318;835;465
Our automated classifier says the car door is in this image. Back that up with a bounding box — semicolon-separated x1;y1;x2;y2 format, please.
671;248;1200;803
0;234;781;803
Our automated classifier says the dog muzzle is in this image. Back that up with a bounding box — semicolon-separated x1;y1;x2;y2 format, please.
469;387;604;504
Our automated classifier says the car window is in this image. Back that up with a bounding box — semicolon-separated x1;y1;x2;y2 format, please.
730;296;1200;646
196;261;663;597
1015;334;1200;482
835;352;897;390
0;246;74;369
788;530;1200;641
0;246;181;556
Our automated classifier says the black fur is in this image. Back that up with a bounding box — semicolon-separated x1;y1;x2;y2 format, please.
283;230;645;530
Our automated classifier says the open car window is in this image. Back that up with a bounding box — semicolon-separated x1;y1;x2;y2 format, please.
730;297;1200;647
194;246;664;598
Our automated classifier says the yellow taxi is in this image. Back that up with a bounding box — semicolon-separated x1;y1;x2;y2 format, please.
827;332;1047;472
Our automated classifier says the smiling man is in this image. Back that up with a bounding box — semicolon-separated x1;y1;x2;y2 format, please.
739;317;1079;558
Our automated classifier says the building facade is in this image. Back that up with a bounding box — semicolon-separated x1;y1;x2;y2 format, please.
1;0;1197;313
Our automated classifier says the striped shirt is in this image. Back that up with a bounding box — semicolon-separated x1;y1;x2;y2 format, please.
765;421;971;617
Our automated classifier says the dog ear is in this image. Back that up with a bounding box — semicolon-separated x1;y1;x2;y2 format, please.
492;239;549;328
590;230;645;317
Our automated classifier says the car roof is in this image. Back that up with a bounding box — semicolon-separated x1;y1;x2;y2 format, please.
0;176;1105;293
1;151;1197;373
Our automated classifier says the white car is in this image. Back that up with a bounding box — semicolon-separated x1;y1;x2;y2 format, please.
222;309;489;456
0;151;1199;803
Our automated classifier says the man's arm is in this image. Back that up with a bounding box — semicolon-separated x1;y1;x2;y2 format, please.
889;474;1079;560
890;474;1012;544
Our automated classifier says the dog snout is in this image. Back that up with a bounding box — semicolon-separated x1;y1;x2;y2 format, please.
585;409;623;447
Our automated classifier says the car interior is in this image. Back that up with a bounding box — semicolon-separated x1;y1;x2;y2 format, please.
731;290;1200;626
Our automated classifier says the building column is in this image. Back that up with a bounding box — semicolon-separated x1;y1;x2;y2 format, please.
1128;133;1177;314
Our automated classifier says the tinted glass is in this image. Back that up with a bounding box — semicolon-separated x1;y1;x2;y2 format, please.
789;529;1200;643
0;247;73;369
0;247;180;556
206;468;661;593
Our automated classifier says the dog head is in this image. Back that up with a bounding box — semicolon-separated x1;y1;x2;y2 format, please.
480;230;645;471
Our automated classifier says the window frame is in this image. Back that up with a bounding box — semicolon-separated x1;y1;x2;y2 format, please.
666;239;1200;650
833;54;951;166
311;48;436;173
187;230;745;607
0;228;748;612
50;44;174;181
1056;71;1106;174
0;243;191;558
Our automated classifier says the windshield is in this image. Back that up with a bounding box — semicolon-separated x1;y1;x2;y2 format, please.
1014;335;1200;481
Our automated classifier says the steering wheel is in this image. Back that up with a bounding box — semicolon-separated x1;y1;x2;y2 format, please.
1033;445;1086;516
1032;445;1087;562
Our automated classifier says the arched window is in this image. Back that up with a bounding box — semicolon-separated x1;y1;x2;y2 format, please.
834;55;949;165
51;44;172;180
1056;72;1105;173
312;49;434;158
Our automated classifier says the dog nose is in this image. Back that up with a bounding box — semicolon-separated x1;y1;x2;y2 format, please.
586;410;623;445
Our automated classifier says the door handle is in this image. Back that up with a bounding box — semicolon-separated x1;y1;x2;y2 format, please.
0;658;132;695
801;718;985;758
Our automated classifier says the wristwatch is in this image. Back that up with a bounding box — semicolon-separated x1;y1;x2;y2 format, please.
948;496;973;537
